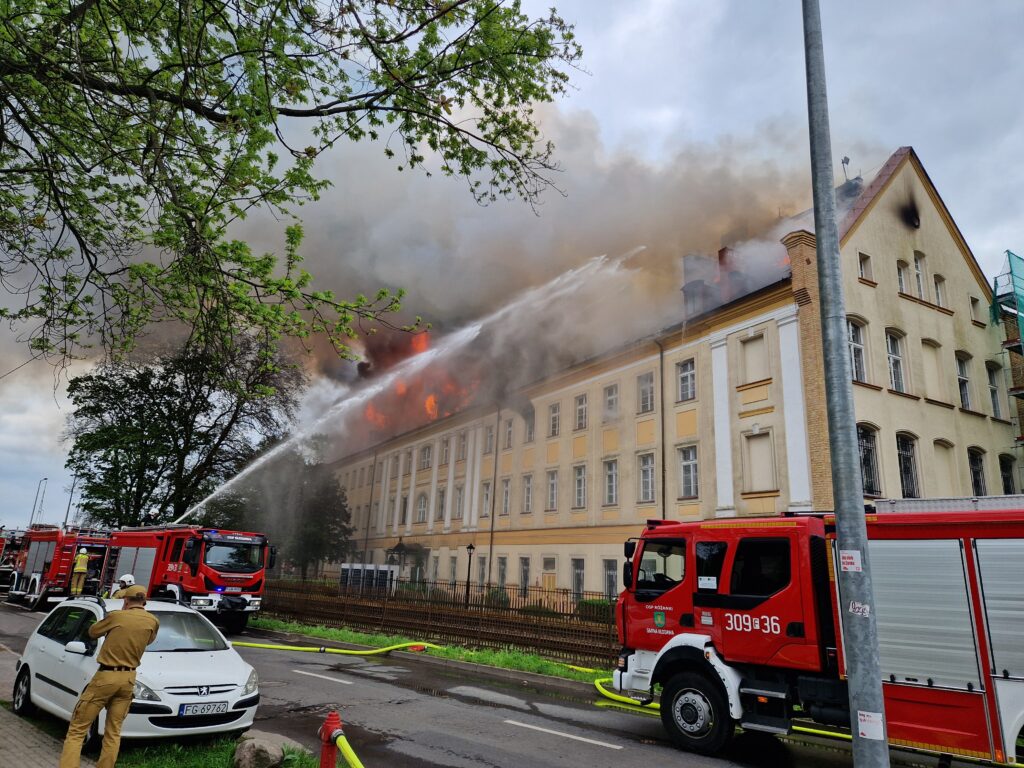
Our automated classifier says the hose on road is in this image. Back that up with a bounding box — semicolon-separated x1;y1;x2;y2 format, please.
232;639;441;655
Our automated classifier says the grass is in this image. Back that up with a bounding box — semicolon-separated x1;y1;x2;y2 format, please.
248;616;610;684
2;702;319;768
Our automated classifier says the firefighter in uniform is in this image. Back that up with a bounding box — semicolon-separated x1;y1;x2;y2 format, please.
111;574;135;599
70;548;90;596
59;585;160;768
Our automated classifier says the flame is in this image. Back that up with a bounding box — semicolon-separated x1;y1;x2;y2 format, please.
364;402;387;428
411;332;429;354
424;394;438;419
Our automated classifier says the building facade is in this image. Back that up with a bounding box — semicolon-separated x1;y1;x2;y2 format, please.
332;147;1018;594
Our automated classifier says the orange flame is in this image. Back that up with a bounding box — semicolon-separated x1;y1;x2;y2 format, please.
364;402;387;428
411;332;429;354
424;394;438;419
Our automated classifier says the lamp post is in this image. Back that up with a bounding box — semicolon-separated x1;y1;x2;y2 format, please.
464;543;475;607
29;477;47;526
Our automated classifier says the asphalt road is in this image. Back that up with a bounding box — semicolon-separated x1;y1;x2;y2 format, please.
0;603;967;768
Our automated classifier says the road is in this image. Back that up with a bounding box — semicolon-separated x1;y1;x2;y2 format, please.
0;603;962;768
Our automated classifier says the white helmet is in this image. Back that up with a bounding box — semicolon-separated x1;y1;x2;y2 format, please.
79;548;87;554
118;574;135;587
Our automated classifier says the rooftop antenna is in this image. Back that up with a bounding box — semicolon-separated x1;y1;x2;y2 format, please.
841;155;851;181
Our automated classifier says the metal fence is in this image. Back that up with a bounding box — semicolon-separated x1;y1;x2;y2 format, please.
261;578;619;666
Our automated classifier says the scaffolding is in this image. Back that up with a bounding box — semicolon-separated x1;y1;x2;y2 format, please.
991;251;1024;489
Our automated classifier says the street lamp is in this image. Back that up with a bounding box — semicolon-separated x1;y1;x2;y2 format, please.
464;543;475;607
29;477;47;526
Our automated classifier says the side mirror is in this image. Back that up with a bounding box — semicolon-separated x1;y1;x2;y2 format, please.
184;539;194;551
64;641;88;655
623;562;633;589
624;540;637;559
268;546;277;570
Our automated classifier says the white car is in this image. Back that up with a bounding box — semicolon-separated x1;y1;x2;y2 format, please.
12;596;259;739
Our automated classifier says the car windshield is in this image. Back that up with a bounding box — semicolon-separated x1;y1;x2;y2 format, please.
147;610;229;652
203;542;263;573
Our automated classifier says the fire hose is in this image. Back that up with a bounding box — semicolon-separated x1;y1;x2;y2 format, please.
231;640;441;655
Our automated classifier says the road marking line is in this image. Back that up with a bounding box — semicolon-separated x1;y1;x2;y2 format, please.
503;719;623;750
292;669;353;685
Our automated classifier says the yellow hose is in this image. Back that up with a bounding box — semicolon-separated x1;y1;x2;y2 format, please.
336;733;365;768
232;640;441;656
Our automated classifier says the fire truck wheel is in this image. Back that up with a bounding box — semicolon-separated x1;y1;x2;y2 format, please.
660;671;734;755
13;668;36;716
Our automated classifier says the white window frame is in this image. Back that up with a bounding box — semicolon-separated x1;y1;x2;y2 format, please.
481;481;492;518
574;394;588;431
604;384;619;420
501;478;511;516
604;459;618;505
454;485;464;519
522;474;533;514
419;445;432;470
897;260;909;293
676;359;696;401
441;437;450;465
887;331;906;392
638;453;655;503
548;403;560;437
416;493;428;523
989;365;1003;419
956;354;971;410
484;425;495;454
678;445;698;499
933;275;946;307
637;371;655;414
848;320;866;383
573;464;586;509
435;488;446;521
546;469;558;511
914;253;926;299
504;418;513;450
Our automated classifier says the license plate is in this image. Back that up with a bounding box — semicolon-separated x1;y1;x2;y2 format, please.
225;587;242;593
179;701;228;716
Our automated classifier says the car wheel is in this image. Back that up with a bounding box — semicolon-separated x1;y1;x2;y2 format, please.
13;667;36;716
660;671;734;755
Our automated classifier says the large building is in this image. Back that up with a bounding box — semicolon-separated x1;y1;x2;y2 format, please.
331;147;1019;595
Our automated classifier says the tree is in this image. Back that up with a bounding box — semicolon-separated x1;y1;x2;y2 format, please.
0;1;582;364
285;462;353;579
64;339;305;526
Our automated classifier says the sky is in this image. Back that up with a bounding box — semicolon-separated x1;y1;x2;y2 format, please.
2;0;1022;530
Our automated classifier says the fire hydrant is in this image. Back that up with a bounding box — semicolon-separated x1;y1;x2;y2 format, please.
319;710;343;768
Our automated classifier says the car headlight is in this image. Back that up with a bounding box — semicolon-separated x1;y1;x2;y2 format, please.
133;680;161;702
250;598;261;607
242;668;259;696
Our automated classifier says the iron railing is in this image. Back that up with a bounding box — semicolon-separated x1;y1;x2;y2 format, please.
261;578;619;666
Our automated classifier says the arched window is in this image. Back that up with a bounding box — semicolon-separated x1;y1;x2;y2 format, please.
968;448;987;497
847;318;867;383
933;274;946;307
857;424;881;496
1000;454;1016;495
955;352;972;410
987;362;1004;419
886;330;907;392
913;251;927;299
896;432;920;499
896;260;909;294
416;492;428;523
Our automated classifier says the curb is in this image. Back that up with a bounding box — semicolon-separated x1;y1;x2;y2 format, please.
241;626;600;697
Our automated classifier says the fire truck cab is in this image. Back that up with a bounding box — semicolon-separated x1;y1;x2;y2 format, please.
614;503;1024;764
109;525;274;633
7;526;110;609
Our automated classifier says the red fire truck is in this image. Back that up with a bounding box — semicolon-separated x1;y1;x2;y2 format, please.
7;525;111;608
0;528;27;593
614;497;1024;764
108;525;275;633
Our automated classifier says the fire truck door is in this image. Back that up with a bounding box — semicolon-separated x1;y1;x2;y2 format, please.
625;538;691;651
712;535;811;668
974;539;1024;761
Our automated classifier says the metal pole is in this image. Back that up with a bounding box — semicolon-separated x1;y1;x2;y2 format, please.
485;408;500;587
63;473;78;528
464;545;474;607
801;1;890;763
28;477;46;526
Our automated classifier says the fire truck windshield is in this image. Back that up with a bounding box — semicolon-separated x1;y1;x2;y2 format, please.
203;542;263;573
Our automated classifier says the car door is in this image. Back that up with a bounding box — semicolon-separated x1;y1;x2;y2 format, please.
56;607;100;707
30;606;89;716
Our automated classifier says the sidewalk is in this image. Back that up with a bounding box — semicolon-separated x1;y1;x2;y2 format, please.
0;643;96;767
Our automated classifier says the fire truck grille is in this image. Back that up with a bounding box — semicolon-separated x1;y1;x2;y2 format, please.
164;684;238;696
